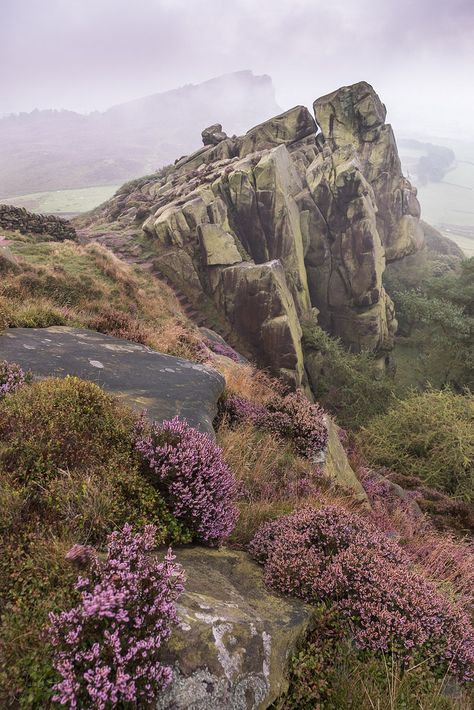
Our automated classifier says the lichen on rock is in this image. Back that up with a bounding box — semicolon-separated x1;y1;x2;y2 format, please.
80;81;424;385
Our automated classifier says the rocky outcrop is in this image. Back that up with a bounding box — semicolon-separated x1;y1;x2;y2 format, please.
156;547;315;710
0;204;76;240
0;327;224;435
79;82;423;385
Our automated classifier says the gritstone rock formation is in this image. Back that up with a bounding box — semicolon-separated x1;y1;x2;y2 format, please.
80;81;423;390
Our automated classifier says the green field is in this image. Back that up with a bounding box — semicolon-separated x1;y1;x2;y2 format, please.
0;184;119;215
399;136;474;258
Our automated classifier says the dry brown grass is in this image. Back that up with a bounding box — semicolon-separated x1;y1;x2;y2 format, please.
218;420;365;546
213;359;279;403
1;239;205;361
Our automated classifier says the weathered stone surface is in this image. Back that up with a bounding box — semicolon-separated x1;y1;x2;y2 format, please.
323;419;369;506
79;81;424;378
238;105;317;157
314;82;424;263
202;124;228;146
219;261;305;388
0;203;76;240
199;224;242;266
156;547;315;710
314;81;387;147
0;327;224;435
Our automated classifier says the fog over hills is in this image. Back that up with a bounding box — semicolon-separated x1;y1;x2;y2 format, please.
0;71;280;197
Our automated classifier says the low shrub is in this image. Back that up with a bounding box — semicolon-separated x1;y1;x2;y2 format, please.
281;611;473;710
135;416;238;545
0;360;26;397
204;337;241;362
87;306;149;345
358;389;474;502
224;390;328;460
49;525;185;709
250;506;474;682
0;376;135;482
302;321;394;429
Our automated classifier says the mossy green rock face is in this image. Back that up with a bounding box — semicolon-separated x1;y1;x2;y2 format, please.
82;81;424;374
238;105;316;156
323;418;369;505
156;547;315;710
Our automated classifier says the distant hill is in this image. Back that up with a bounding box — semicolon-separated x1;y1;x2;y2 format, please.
0;71;280;197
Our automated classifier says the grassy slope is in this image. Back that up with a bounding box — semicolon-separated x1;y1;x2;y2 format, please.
1;185;120;215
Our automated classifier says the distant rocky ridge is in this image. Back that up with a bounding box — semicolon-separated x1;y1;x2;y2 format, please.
78;82;424;390
0;71;280;197
0;203;76;240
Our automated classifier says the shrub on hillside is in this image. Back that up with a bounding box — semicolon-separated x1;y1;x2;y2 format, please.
0;376;135;482
302;321;394;429
0;360;26;397
281;604;471;710
358;389;474;502
135;416;238;545
250;506;474;682
224;390;328;460
88;307;149;345
0;376;188;544
203;337;241;362
0;378;190;706
49;525;184;709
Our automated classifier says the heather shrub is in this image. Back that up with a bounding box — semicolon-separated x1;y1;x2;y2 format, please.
135;416;238;545
87;306;149;345
0;376;188;544
0;360;26;397
0;376;136;482
49;525;185;709
250;506;474;682
278;605;471;710
224;390;328;460
358;389;474;502
0;536;78;707
204;337;241;362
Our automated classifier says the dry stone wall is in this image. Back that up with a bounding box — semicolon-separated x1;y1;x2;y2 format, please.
0;204;76;240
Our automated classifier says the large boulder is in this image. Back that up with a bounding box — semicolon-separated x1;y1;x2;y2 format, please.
80;81;424;376
156;547;315;710
0;327;224;435
238;105;317;157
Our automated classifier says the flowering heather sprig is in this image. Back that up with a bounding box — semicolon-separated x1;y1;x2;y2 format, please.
0;360;26;397
204;337;241;362
225;391;328;460
135;416;238;545
49;524;185;709
250;506;474;682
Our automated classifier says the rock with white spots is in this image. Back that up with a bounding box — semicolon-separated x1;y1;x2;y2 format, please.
156;547;314;710
0;327;224;435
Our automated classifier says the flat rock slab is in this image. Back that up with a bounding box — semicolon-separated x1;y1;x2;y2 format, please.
0;327;224;435
157;547;315;710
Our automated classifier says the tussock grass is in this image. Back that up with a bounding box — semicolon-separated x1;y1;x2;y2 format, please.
0;239;203;361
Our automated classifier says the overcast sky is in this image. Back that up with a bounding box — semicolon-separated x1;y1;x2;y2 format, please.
2;0;473;139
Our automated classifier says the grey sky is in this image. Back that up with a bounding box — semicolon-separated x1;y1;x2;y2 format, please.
2;0;473;138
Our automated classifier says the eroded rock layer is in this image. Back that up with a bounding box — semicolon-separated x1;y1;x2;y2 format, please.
81;82;423;387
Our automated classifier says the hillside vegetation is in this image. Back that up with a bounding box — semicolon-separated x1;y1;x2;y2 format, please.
0;223;473;709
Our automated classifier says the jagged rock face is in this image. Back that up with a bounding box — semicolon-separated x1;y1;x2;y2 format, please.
85;82;423;386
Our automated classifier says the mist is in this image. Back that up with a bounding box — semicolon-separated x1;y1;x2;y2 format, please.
2;0;473;139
